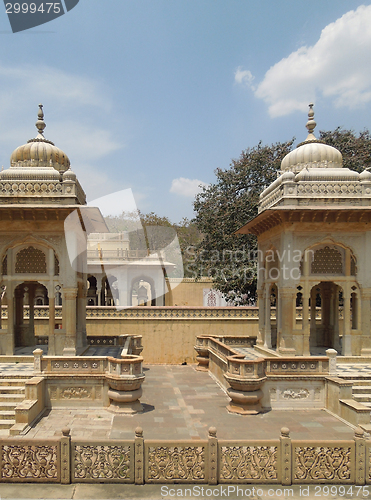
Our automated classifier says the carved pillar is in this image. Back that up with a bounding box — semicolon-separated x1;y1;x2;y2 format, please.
48;286;56;356
14;286;24;348
360;288;371;355
333;285;341;353
63;287;78;356
257;288;264;345
278;288;296;355
28;284;36;345
343;283;352;356
97;276;102;307
302;282;310;356
310;286;317;348
264;284;271;348
6;282;14;355
77;282;87;350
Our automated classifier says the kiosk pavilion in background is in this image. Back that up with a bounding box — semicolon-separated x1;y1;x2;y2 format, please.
238;105;371;357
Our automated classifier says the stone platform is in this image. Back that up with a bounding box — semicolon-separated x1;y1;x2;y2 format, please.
12;364;355;441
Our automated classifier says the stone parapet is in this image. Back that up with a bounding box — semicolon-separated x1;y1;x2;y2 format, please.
0;426;367;485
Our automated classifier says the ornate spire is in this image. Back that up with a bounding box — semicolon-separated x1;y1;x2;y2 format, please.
35;104;46;137
305;103;316;137
296;103;321;147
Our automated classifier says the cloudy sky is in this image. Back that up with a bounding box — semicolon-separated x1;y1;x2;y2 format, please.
0;0;370;221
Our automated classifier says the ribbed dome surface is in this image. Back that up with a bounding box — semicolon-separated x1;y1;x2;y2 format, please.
10;138;70;173
281;141;343;173
280;103;343;173
9;104;70;174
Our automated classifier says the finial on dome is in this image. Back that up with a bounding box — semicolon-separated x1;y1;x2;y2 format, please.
35;104;46;137
305;103;316;139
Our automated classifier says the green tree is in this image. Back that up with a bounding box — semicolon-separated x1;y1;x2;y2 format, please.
319;128;371;173
193;139;294;304
194;127;371;304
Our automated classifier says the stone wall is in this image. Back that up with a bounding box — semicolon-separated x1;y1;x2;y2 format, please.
6;306;260;363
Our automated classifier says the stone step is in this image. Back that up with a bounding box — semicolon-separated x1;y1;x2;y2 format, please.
0;393;25;403
0;410;15;420
0;418;15;429
0;378;30;385
353;394;371;403
0;386;25;394
353;386;371;393
0;401;19;411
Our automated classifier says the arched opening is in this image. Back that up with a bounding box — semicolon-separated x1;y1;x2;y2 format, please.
101;275;118;306
309;282;342;354
87;275;98;306
130;276;156;306
14;282;48;348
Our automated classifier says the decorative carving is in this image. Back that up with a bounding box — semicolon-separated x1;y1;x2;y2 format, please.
283;389;309;400
220;446;277;481
61;388;91;399
1;445;59;480
294;446;352;481
74;445;131;480
147;446;205;482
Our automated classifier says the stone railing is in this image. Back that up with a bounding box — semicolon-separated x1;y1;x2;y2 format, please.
0;305;334;321
0;426;367;485
265;357;330;375
87;248;149;260
195;336;337;414
0;305;260;320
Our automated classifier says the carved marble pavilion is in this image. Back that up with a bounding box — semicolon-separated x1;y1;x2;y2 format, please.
238;105;371;356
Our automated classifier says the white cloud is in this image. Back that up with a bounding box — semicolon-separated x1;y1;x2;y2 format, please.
234;67;255;90
237;5;371;117
170;177;208;197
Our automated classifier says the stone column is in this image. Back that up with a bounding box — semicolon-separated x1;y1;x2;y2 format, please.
63;287;78;356
342;283;352;356
333;285;341;353
48;286;56;356
310;286;317;348
77;282;87;350
278;288;296;355
257;289;264;345
302;283;310;356
264;284;271;348
6;282;14;355
97;276;102;307
360;288;371;355
14;286;24;348
28;284;36;345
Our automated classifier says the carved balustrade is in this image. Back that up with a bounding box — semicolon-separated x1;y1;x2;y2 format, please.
0;426;367;485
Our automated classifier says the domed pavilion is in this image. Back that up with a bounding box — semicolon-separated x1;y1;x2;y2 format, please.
0;105;101;356
237;104;371;356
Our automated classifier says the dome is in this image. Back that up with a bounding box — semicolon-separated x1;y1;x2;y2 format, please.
281;104;343;173
9;104;70;173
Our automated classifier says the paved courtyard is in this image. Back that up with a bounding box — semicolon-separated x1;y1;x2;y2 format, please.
16;364;355;441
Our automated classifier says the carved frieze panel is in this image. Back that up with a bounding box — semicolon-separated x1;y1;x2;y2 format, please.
1;444;59;482
73;444;132;482
146;446;206;482
294;445;353;483
219;445;278;482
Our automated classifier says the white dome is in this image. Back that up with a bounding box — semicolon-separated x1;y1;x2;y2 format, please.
281;104;343;173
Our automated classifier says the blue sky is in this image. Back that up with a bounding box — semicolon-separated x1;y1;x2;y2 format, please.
0;0;370;222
